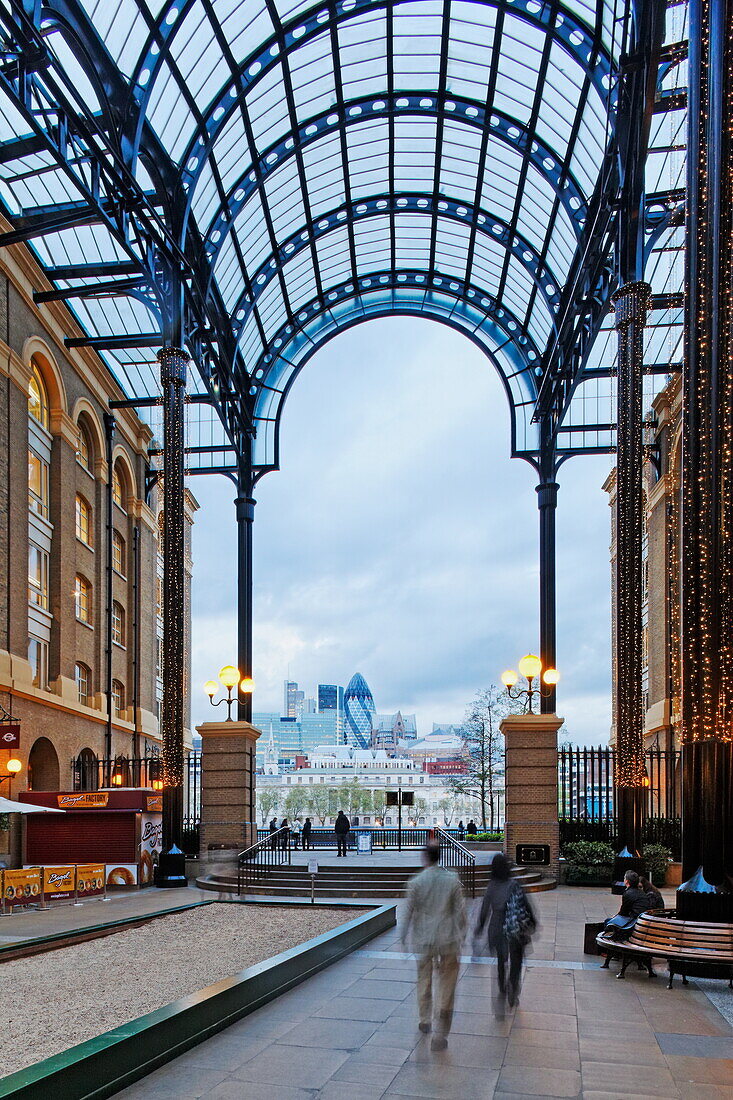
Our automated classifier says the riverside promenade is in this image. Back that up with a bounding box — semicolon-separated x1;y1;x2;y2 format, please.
115;885;733;1099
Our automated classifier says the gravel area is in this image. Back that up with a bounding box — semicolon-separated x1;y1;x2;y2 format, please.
0;902;367;1077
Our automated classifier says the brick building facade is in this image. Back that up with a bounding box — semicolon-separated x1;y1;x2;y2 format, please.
605;374;681;754
0;231;196;813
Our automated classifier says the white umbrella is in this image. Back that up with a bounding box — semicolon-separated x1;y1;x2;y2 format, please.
0;796;65;814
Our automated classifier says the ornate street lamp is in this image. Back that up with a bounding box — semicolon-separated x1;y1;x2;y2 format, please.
1;757;22;800
204;666;254;721
501;653;559;714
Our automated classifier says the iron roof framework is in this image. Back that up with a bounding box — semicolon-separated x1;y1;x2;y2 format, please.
0;0;681;474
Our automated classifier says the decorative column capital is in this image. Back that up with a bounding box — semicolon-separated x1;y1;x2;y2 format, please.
611;281;652;328
535;480;559;510
157;346;190;385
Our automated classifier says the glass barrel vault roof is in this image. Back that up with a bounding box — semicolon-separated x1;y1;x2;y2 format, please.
0;0;630;466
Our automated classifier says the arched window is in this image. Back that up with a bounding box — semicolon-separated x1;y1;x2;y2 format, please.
112;529;126;576
75;662;90;705
76;747;98;792
28;362;50;429
112;601;125;647
112;679;125;718
28;736;59;791
75;493;92;545
77;420;92;471
112;462;126;510
74;574;92;623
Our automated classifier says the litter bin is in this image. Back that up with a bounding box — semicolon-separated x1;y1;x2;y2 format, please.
357;831;372;854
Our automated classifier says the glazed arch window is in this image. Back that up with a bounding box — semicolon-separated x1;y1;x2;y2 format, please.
112;679;125;718
112;530;126;576
75;662;90;706
74;574;92;624
75;493;92;546
112;463;126;510
28;362;50;430
77;421;92;472
28;448;49;519
112;600;125;647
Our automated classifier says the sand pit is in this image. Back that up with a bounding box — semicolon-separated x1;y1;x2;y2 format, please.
0;902;368;1077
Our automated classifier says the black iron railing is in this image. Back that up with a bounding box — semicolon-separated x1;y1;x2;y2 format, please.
237;827;292;895
254;826;469;849
435;827;476;897
558;745;682;858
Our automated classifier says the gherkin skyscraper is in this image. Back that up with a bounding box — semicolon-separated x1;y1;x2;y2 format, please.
344;673;376;749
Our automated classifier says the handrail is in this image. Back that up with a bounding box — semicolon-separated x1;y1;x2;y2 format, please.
237;826;291;896
435;827;476;898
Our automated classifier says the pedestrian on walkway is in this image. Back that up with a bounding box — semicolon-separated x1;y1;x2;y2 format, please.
334;810;350;856
269;817;278;850
457;820;465;841
291;819;302;850
280;817;290;852
475;853;536;1017
466;819;477;836
302;817;312;851
401;840;467;1051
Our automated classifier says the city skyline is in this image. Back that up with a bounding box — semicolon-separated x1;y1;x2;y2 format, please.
190;319;613;746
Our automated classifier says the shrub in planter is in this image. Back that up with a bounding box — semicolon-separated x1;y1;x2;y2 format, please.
562;840;615;884
466;832;503;842
642;843;672;884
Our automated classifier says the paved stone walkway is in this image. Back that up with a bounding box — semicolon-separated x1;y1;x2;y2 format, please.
116;886;733;1099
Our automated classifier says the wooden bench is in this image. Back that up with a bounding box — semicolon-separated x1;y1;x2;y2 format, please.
596;910;733;988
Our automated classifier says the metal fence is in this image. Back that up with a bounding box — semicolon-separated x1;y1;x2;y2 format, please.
558;745;682;858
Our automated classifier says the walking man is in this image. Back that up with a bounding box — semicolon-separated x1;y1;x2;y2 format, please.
334;810;350;857
402;841;467;1050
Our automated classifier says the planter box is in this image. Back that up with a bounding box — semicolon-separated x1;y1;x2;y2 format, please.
464;841;503;852
565;864;614;886
665;861;682;887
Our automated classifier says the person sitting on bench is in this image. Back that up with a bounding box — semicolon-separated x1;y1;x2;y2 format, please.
602;871;650;940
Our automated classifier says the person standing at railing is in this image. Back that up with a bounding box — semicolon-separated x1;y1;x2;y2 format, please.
302;817;312;851
269;817;278;851
280;818;290;852
457;821;465;841
334;810;350;856
291;818;302;850
401;841;467;1051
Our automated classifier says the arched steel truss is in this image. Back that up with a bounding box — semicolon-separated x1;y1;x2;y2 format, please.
0;0;661;469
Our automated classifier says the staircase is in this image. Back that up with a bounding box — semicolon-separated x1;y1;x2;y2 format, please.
197;862;556;899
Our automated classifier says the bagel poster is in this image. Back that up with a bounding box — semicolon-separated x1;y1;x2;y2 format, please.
76;864;105;897
105;864;137;888
3;867;41;907
43;865;76;901
139;814;163;885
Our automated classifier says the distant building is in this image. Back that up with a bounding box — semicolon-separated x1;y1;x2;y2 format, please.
283;680;304;718
318;684;343;711
372;711;417;752
344;672;376;749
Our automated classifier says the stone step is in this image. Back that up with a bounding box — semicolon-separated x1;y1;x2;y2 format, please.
196;868;555;898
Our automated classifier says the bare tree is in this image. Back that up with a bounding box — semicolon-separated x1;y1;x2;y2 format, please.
438;796;456;827
449;685;517;830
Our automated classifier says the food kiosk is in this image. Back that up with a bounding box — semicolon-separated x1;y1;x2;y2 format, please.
19;789;163;888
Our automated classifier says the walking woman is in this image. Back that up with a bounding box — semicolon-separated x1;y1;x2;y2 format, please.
474;854;536;1017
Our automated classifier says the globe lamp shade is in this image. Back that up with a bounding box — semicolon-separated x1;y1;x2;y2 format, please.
501;669;518;688
218;665;240;690
204;679;218;698
6;758;22;774
240;677;254;694
542;668;560;686
518;653;542;680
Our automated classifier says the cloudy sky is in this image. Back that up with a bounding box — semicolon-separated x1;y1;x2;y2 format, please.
190;317;613;745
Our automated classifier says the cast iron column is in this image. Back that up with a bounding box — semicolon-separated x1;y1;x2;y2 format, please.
537;429;558;715
612;280;651;855
156;345;189;887
103;412;115;773
236;443;256;724
679;0;733;906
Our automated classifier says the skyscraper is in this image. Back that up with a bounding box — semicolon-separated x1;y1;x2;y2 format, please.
344;672;376;749
283;680;304;718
